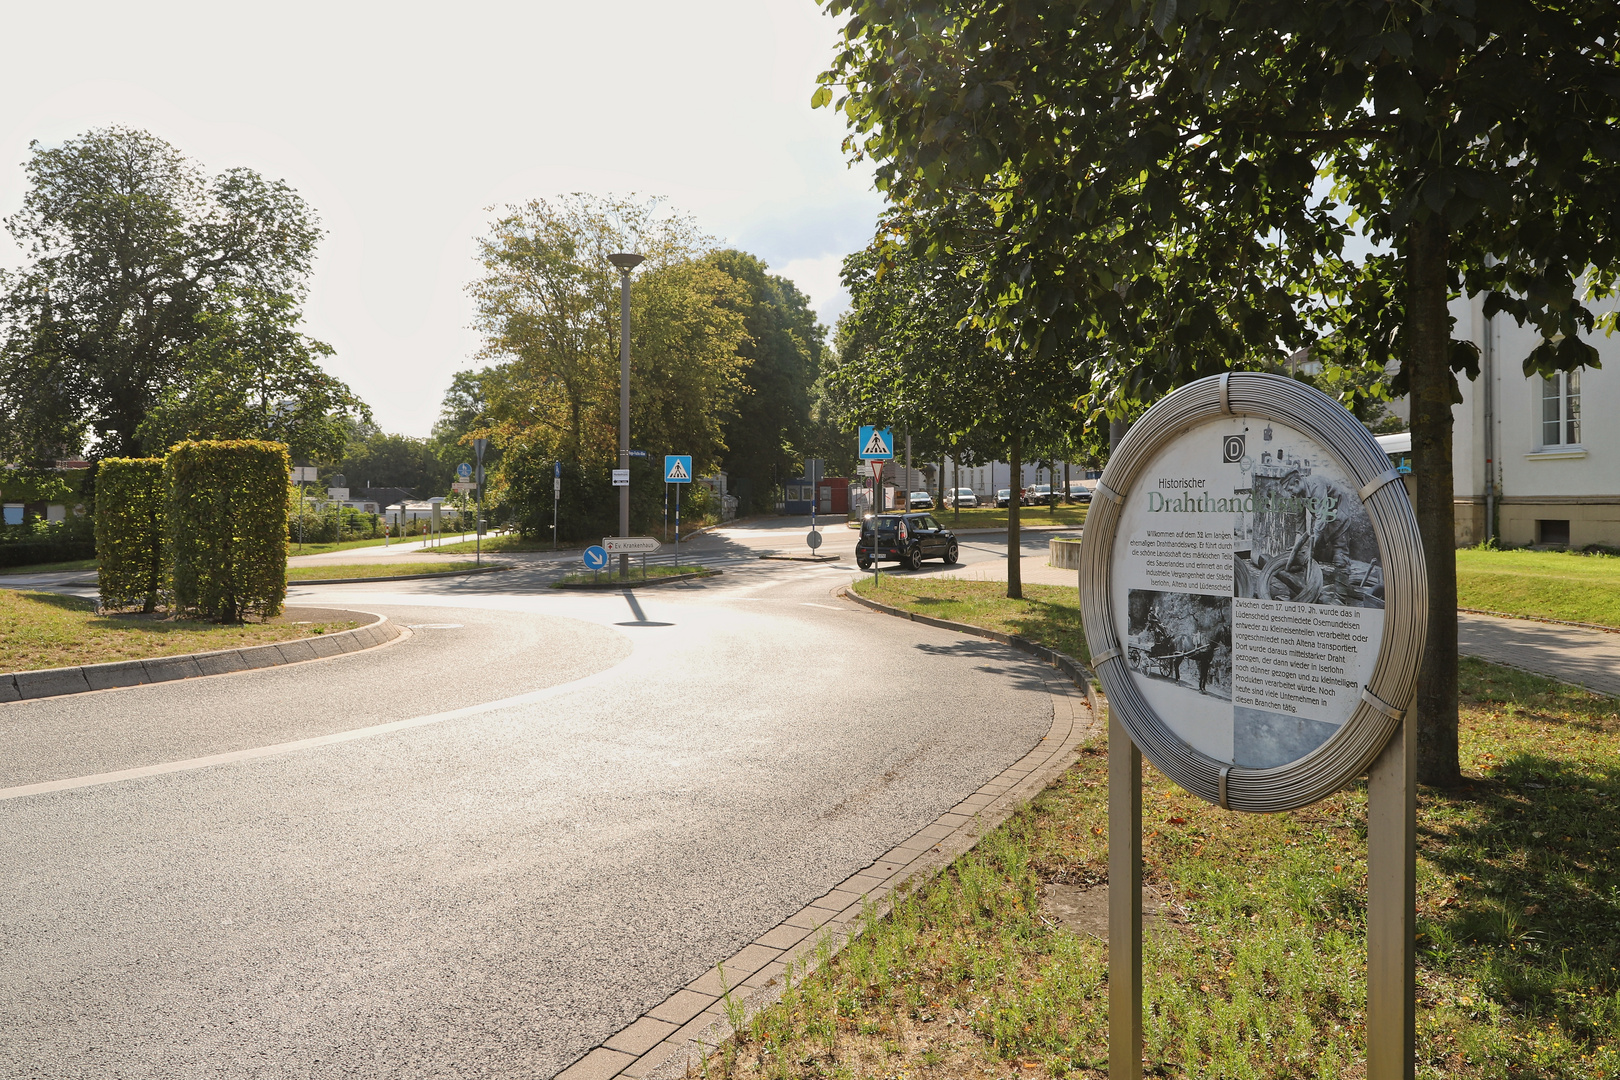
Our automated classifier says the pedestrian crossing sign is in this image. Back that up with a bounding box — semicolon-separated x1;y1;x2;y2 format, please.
858;425;894;460
664;455;693;483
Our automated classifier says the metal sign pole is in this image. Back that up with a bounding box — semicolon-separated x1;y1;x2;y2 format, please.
675;483;680;566
1108;712;1143;1080
1367;713;1417;1080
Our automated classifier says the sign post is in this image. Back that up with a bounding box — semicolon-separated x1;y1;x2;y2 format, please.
664;456;692;566
553;461;562;551
858;427;895;580
1078;372;1426;1080
472;439;490;566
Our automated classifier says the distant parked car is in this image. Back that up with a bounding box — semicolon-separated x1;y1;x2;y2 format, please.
945;487;978;508
1026;484;1059;506
907;490;934;510
996;488;1014;507
1068;480;1094;503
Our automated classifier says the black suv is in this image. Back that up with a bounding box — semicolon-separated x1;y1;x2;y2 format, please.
856;513;959;571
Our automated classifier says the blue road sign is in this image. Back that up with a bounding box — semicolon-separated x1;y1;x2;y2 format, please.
628;449;648;458
858;426;895;460
457;462;472;480
554;461;562;478
664;455;693;483
582;545;609;571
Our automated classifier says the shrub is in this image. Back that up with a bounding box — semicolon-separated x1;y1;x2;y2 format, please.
166;440;290;622
94;458;166;612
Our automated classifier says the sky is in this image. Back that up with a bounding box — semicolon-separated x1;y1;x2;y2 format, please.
0;0;883;437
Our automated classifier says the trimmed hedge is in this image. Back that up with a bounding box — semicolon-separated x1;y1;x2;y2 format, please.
166;440;290;622
95;457;167;611
0;539;97;569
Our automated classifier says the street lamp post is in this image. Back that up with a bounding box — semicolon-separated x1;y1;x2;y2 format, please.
608;251;644;580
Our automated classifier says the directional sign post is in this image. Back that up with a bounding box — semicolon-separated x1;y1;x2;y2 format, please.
665;456;692;564
604;536;660;554
553;461;562;551
582;544;608;583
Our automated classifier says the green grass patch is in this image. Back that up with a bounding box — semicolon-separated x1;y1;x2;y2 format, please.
436;533;566;555
928;504;1090;532
722;591;1620;1078
0;591;358;672
285;561;485;581
1457;547;1620;628
553;564;710;587
721;660;1620;1079
287;535;394;556
0;558;98;576
852;576;1088;664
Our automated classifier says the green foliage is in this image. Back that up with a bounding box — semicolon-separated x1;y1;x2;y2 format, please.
0;469;74;505
137;286;366;461
338;431;451;496
93;457;166;612
707;250;829;515
165;440;289;622
0;126;325;460
287;500;386;545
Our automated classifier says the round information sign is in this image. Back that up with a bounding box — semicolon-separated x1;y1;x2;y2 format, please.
1080;372;1427;812
806;529;823;551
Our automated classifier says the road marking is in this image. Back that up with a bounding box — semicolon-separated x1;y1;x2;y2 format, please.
0;660;635;804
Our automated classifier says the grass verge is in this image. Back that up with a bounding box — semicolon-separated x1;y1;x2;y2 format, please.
851;576;1088;663
553;564;710;587
0;591;359;671
717;593;1619;1079
285;561;486;581
933;505;1090;531
1457;547;1620;628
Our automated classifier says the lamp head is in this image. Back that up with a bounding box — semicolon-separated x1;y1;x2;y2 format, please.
608;252;645;272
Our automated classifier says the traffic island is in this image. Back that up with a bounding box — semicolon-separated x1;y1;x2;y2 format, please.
288;562;510;585
0;598;403;701
551;567;721;590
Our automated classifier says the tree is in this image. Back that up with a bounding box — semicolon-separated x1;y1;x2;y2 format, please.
0;127;325;461
707;251;827;515
830;228;1087;597
137;287;367;462
466;195;750;537
338;431;449;495
819;0;1620;784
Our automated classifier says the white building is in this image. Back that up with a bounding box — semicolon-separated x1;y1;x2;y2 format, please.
1446;292;1618;548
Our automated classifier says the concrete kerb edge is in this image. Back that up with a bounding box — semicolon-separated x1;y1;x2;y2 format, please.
0;610;407;704
566;586;1104;1080
551;569;723;591
292;564;512;586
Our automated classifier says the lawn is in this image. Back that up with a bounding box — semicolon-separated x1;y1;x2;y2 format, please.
285;561;486;581
437;534;566;555
1457;547;1620;628
852;576;1088;664
0;591;358;672
711;586;1620;1079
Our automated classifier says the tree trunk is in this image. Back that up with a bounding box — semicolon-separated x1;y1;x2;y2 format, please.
1007;431;1022;599
1407;214;1462;788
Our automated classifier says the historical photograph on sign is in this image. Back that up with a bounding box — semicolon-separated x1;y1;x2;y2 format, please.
1231;433;1384;609
1125;589;1233;701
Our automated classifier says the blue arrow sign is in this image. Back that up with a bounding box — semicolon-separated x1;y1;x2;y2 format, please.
664;455;693;483
554;461;562;479
858;426;894;460
582;545;609;571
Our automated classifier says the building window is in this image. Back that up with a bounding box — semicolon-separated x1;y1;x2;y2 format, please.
1542;371;1581;447
1538;519;1571;547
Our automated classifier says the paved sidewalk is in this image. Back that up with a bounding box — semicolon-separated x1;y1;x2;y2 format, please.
1458;612;1620;697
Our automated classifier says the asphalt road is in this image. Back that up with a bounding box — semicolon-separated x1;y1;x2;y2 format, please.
0;555;1061;1077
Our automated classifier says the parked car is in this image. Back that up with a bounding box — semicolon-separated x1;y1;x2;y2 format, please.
856;512;959;571
907;490;934;510
945;487;979;508
995;488;1014;507
1026;483;1059;506
1068;480;1094;503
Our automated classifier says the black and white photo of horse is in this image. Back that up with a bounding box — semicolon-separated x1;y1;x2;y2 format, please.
1125;589;1233;700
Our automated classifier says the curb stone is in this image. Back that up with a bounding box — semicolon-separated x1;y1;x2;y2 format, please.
556;587;1105;1080
550;569;723;591
290;565;511;586
1;610;403;703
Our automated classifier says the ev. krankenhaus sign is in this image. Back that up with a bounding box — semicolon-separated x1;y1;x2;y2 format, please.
1080;372;1428;813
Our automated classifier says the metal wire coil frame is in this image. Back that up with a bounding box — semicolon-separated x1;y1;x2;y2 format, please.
1079;372;1428;813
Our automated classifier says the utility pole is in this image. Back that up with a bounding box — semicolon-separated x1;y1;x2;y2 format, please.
609;252;644;580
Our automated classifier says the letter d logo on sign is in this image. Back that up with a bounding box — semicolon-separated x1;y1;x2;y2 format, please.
1222;434;1246;463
